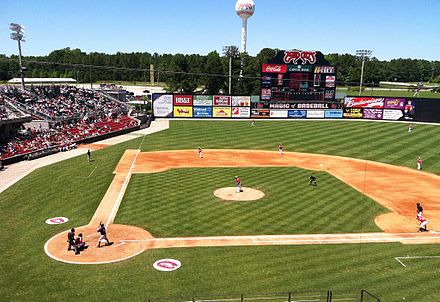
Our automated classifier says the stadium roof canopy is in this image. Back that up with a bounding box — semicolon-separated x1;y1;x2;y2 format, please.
8;78;77;84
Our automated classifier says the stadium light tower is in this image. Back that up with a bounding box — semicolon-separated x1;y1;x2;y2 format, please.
223;46;239;95
356;49;373;96
9;23;26;90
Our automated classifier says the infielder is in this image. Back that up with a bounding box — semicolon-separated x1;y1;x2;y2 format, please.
197;146;203;158
278;143;283;155
408;123;413;133
417;214;429;232
417;157;422;170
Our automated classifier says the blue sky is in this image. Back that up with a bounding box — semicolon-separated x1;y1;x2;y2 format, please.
1;0;439;60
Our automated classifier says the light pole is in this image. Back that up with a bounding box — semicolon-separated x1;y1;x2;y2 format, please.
9;23;26;90
223;46;239;95
356;49;372;96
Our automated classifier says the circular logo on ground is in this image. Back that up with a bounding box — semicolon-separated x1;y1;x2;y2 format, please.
153;259;181;272
45;217;69;225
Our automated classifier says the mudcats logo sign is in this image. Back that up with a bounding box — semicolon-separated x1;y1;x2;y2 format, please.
45;217;69;225
153;259;181;272
283;50;316;65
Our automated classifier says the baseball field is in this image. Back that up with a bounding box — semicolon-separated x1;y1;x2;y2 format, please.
2;120;440;301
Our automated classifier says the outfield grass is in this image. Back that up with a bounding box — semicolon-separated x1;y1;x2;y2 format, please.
117;167;384;237
1;120;440;301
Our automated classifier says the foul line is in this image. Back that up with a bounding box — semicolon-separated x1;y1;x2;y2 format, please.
395;256;440;267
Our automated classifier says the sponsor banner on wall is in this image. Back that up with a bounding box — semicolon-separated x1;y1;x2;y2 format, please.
343;108;363;118
232;107;251;118
325;76;335;88
153;94;173;117
269;103;342;110
363;108;383;120
324;89;335;100
261;89;271;101
287;65;313;72
270;110;288;118
324;109;343;118
250;95;260;102
173;106;193;117
251;109;270;118
306;110;325;118
383;109;404;120
173;94;193;106
384;98;405;110
193;106;212;118
404;99;416;120
344;97;384;108
314;66;336;73
262;64;287;73
213;95;231;106
212;107;231;118
193;95;213;106
288;110;307;118
232;96;251;107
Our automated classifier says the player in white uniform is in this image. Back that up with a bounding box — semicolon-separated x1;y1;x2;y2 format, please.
278;143;283;155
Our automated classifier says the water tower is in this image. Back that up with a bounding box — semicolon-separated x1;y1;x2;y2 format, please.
235;0;255;54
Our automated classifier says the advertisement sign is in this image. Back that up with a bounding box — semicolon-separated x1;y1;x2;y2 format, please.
262;64;287;73
212;107;231;118
173;94;193;106
344;97;384;108
384;98;405;110
270;110;288;118
193;95;213;106
153;94;173;117
213;95;231;106
153;259;181;272
324;89;335;100
173;106;193;117
287;65;313;72
324;109;343;118
325;76;335;88
343;108;363;118
268;102;341;110
250;95;260;102
251;109;270;118
231;96;251;107
306;110;325;118
288;110;307;118
363;109;383;120
232;107;251;118
193;106;212;118
314;66;336;73
383;109;404;120
404;99;416;120
261;89;271;101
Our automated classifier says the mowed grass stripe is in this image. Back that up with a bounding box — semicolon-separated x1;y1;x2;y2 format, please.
116;167;384;237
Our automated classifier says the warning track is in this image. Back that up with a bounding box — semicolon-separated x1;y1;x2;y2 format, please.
45;150;440;264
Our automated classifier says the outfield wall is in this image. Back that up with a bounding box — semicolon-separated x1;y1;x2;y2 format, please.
153;93;440;123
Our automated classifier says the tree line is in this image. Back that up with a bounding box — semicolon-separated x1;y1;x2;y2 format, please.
0;48;439;95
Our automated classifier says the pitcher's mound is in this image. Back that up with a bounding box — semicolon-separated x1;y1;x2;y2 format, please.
214;187;265;201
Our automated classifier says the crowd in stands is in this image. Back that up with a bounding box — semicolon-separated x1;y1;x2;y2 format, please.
0;85;139;160
0;97;7;119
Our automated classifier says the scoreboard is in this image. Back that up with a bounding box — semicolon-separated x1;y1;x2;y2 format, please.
260;50;336;102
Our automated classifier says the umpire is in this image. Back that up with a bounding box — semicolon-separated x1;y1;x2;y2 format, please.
67;228;79;254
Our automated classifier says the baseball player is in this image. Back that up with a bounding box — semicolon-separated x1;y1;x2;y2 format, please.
97;223;112;248
251;119;255;126
67;228;79;254
416;203;424;217
235;176;242;193
309;175;317;186
278;143;283;155
417;214;429;232
87;149;91;162
417;157;422;170
408;123;413;133
197;146;203;158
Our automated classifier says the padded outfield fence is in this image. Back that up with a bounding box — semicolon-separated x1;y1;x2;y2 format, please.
145;289;380;302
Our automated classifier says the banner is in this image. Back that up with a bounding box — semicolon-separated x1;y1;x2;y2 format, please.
343;108;363;118
287;65;313;72
173;94;193;106
404;99;416;120
193;95;213;106
270;110;288;118
324;109;343;118
325;76;335;88
251;109;270;118
314;66;336;73
363;109;383;120
262;64;287;73
288;110;307;118
213;95;231;106
212;107;231;118
231;96;251;107
306;110;325;118
173;106;193;117
261;89;271;101
153;94;173;117
250;95;260;102
384;98;405;110
269;102;342;110
232;107;251;118
193;106;212;118
344;97;384;108
383;109;404;120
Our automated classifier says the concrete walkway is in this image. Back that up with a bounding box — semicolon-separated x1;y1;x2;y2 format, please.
0;119;169;194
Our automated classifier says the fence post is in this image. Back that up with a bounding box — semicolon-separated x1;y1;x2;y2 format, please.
360;290;364;302
326;290;332;302
240;294;244;302
288;292;291;302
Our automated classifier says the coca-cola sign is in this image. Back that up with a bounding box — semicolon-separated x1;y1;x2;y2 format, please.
283;50;316;65
262;64;287;73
